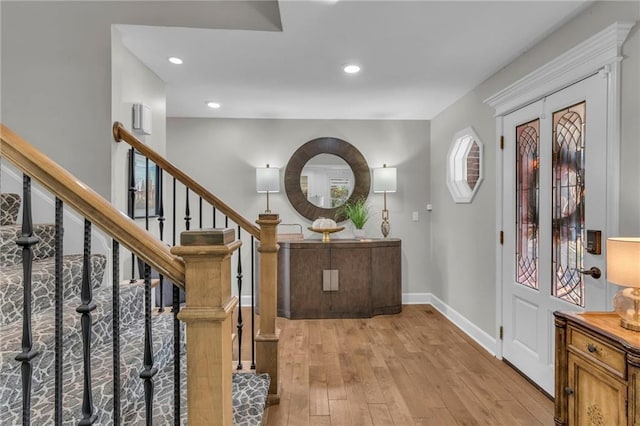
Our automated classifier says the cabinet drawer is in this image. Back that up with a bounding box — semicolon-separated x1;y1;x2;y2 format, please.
569;326;626;377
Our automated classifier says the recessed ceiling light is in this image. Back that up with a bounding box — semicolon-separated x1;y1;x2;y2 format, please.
206;101;221;109
343;64;361;74
168;57;183;65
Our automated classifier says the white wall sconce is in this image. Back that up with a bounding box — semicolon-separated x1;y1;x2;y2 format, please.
373;164;397;237
132;103;152;135
256;164;280;213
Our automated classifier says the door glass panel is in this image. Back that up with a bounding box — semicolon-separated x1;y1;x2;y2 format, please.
552;101;586;306
515;119;540;289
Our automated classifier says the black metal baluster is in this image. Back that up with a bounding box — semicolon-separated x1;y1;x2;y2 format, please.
112;240;121;425
54;198;63;425
77;219;97;425
140;263;158;425
236;226;243;370
145;157;150;231
172;178;177;247
184;188;191;231
250;235;256;370
15;175;39;426
157;170;165;313
198;197;202;228
128;148;136;283
172;178;180;425
212;206;216;228
225;215;229;228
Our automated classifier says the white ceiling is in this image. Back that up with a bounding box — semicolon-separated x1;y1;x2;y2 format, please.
118;1;591;120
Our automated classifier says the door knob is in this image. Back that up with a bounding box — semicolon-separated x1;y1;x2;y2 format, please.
565;386;574;396
578;267;601;279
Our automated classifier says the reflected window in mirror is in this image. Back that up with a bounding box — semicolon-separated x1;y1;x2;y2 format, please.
301;154;355;208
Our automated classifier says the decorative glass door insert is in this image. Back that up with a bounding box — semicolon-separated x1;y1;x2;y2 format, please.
516;119;540;290
552;101;586;307
514;102;586;307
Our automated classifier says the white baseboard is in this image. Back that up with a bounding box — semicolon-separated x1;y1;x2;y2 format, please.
240;295;254;307
427;293;498;357
402;292;432;304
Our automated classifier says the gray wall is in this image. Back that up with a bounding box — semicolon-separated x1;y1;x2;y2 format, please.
1;1;281;199
429;1;640;336
111;27;167;218
111;27;169;279
167;118;431;297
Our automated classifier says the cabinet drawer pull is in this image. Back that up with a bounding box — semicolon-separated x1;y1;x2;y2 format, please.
565;386;574;396
587;343;597;353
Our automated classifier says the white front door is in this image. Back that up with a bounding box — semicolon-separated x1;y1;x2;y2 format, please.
501;74;609;396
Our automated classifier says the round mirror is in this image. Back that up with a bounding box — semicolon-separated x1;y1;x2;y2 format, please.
301;154;355;208
285;137;370;222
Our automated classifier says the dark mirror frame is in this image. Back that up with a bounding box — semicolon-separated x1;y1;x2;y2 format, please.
285;137;371;222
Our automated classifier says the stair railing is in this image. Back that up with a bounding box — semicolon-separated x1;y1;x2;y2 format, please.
1;122;280;424
112;121;281;402
1;123;183;424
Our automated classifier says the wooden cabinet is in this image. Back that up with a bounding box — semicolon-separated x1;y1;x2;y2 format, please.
274;239;401;319
554;311;640;426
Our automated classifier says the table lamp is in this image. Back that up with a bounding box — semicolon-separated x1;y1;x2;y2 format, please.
373;164;397;238
256;164;280;214
607;237;640;331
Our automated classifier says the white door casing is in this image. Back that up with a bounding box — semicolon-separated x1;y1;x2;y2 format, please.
485;21;634;394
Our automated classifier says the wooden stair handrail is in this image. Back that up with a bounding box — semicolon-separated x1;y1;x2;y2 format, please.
0;123;185;288
112;122;261;240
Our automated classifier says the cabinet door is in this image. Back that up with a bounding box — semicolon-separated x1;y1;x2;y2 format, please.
329;247;371;315
568;353;627;426
289;246;332;318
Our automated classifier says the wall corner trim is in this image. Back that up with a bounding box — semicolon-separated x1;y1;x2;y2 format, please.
484;21;635;116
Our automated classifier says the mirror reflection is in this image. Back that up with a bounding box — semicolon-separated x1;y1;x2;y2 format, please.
300;154;354;208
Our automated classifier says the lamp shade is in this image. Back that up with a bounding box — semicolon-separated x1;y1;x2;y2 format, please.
607;237;640;288
256;166;280;193
373;166;397;193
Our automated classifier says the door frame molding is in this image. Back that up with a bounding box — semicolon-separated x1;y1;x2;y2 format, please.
484;21;634;359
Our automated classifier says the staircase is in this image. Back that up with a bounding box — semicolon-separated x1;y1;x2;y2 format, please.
0;191;270;424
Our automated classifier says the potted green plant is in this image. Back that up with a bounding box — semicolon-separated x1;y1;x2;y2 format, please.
338;197;369;238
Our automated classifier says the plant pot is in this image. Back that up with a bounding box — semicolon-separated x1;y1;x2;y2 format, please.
353;228;366;239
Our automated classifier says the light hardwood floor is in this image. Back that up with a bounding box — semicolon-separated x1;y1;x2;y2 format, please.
253;305;553;426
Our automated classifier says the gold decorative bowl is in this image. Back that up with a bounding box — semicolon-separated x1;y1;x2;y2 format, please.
307;226;345;242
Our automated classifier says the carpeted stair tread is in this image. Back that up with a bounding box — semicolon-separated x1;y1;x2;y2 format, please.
128;340;187;425
232;372;271;425
129;351;270;426
0;223;57;268
1;312;178;425
0;282;146;409
0;193;20;225
0;253;107;326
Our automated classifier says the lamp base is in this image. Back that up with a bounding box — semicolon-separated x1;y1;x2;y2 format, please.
614;287;640;332
381;219;390;238
621;318;640;332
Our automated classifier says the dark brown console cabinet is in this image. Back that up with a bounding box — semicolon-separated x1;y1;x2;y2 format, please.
274;239;401;319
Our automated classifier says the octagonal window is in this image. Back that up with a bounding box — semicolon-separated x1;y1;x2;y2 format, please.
447;127;483;203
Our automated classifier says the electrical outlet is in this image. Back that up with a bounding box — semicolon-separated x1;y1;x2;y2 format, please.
412;211;419;221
